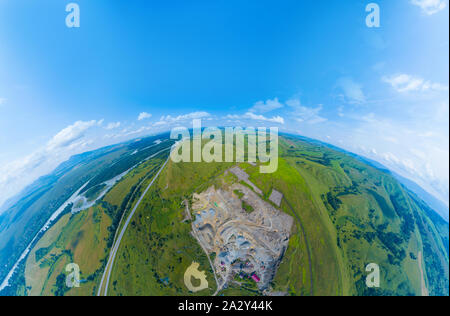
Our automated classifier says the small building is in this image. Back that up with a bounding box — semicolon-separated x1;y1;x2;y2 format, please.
269;189;283;207
251;274;261;283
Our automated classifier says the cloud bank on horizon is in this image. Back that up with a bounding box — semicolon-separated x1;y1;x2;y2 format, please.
411;0;447;15
0;0;448;211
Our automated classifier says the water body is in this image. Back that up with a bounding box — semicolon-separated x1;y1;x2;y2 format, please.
71;169;130;214
0;181;90;291
72;147;170;216
0;146;170;291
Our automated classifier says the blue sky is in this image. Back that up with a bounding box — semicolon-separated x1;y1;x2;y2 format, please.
0;0;448;209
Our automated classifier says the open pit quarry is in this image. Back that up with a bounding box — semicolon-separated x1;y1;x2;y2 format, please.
190;171;293;292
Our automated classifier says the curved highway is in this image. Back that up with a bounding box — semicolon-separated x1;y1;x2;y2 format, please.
97;154;170;296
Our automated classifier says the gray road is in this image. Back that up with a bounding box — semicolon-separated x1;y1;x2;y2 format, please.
97;154;170;296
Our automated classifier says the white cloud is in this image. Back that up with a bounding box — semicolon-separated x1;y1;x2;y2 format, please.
153;111;211;126
121;126;154;137
244;112;285;124
249;98;284;113
382;74;448;93
411;0;447;15
46;120;98;151
334;110;449;207
225;112;284;124
286;98;327;124
383;74;423;92
138;112;152;121
0;98;6;106
0;120;101;208
421;81;449;91
153;121;167;127
226;97;324;126
336;77;366;104
105;122;121;130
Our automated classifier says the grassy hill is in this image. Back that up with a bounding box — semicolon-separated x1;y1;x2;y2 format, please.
277;135;448;295
22;154;167;296
106;134;449;296
2;132;448;296
0;134;172;295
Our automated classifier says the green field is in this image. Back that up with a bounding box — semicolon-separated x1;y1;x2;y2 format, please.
4;133;448;296
107;134;449;296
104;136;448;295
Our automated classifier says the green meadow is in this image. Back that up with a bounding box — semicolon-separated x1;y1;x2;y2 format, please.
108;134;449;296
12;133;449;296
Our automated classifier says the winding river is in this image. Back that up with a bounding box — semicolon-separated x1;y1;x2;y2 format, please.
0;146;170;292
